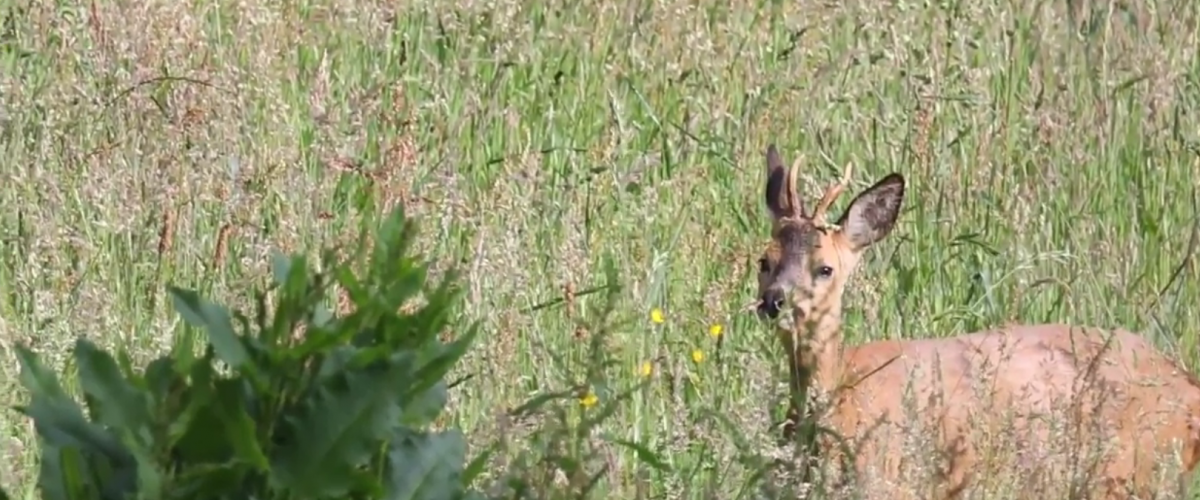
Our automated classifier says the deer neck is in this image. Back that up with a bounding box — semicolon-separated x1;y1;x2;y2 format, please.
776;294;847;442
788;299;846;394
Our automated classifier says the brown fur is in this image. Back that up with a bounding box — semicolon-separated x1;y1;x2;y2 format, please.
755;145;1200;499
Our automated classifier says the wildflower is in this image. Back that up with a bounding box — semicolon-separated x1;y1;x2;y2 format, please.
650;308;665;324
708;323;723;338
579;391;598;408
691;349;705;364
639;361;653;377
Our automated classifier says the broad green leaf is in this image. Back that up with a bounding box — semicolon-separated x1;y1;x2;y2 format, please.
333;265;365;307
269;251;294;287
372;208;414;274
280;254;310;299
294;322;354;362
57;446;91;500
415;274;461;325
165;384;205;451
73;341;164;498
269;353;415;495
314;345;357;381
168;323;199;376
265;254;315;350
35;443;68;500
116;350;139;388
15;345;70;400
171;405;237;464
311;302;334;328
170;461;250;498
407;324;479;398
16;347;130;464
170;361;230;463
393;279;459;348
74;339;153;449
143;357;177;409
212;380;268;471
132;446;164;500
19;397;127;464
382;264;424;314
384;430;466;500
169;287;251;372
400;380;447;427
42;441;136;500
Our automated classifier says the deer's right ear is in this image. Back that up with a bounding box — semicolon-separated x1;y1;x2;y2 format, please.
837;173;905;251
765;145;801;219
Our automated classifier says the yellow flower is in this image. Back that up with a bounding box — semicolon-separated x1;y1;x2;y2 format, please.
691;349;705;363
650;308;665;324
639;361;653;377
579;391;598;408
708;324;723;338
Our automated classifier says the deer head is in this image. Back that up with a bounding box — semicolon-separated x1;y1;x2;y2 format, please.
755;145;906;348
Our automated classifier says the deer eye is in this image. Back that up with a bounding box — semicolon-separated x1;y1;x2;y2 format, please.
815;265;834;279
758;258;771;274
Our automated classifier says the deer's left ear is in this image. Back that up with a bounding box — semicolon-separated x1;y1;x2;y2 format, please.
837;173;905;251
764;145;804;220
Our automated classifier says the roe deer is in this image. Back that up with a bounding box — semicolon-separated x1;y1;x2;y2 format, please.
754;144;1200;499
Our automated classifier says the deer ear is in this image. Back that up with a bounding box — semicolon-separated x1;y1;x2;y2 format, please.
765;145;802;219
837;173;905;251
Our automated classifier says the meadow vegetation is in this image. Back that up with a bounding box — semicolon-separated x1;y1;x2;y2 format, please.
1;0;1200;497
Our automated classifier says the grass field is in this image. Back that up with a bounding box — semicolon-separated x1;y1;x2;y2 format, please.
2;0;1200;497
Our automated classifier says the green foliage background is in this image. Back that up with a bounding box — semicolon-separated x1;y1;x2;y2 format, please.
2;0;1199;497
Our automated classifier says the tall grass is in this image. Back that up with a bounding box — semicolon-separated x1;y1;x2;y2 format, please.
1;0;1199;497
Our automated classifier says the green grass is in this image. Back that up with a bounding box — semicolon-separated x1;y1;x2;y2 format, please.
2;0;1200;497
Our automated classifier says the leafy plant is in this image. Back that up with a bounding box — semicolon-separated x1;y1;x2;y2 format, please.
7;207;485;500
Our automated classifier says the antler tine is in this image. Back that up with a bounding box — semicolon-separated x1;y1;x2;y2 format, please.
790;155;804;179
811;162;854;230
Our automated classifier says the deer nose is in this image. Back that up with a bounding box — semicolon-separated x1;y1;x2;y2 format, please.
758;289;786;320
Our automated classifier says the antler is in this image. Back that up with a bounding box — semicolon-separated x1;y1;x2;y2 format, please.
811;163;854;231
